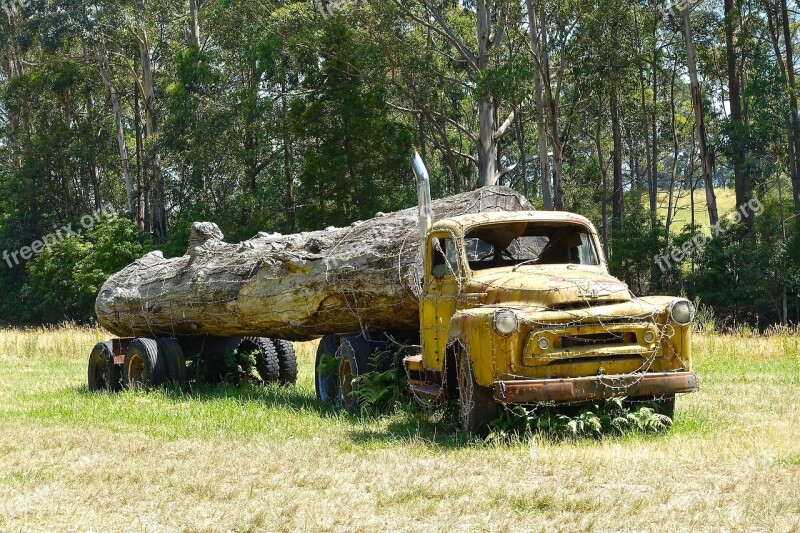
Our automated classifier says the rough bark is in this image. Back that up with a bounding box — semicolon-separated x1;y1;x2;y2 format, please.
725;0;750;229
778;0;800;212
189;0;201;50
527;0;552;210
96;187;532;341
611;79;624;234
136;0;166;241
682;6;719;227
98;53;135;217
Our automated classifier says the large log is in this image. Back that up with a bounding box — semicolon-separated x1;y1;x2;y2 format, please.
96;186;532;340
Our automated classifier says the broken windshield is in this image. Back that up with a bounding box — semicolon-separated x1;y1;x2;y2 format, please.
464;221;600;271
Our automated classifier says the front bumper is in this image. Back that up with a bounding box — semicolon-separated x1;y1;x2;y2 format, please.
493;371;699;404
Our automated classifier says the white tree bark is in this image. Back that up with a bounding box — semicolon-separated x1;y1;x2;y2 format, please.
97;53;135;216
682;6;719;226
527;0;552;209
96;186;532;340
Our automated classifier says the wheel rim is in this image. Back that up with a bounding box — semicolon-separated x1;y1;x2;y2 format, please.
127;353;145;388
338;355;354;409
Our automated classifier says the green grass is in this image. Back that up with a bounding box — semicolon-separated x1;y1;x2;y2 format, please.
651;188;738;234
0;326;799;531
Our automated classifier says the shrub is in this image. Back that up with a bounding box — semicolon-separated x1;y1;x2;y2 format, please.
23;216;150;323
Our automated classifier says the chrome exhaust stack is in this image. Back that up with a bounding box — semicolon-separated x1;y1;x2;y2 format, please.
411;152;432;247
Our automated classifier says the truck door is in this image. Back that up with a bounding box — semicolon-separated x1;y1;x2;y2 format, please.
420;234;461;371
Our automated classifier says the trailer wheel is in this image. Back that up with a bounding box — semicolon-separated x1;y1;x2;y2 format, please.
124;338;165;390
456;348;497;437
332;335;374;412
315;335;339;402
271;339;298;384
88;341;121;392
157;338;188;392
238;338;281;383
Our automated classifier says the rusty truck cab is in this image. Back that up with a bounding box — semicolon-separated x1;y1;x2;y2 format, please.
406;210;699;434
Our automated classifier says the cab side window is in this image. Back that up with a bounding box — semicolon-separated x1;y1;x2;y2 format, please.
431;237;459;278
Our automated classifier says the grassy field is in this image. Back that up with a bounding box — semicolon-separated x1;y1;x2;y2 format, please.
652;188;738;234
0;326;798;532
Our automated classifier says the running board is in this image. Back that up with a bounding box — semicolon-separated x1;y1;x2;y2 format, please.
408;382;444;400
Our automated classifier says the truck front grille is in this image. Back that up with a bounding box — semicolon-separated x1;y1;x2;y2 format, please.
523;323;659;367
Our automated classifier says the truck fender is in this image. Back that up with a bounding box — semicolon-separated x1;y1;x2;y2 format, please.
444;311;493;389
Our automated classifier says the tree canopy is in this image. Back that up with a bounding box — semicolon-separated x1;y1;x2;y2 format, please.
1;0;798;327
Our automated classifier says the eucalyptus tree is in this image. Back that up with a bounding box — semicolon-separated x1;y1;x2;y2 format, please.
392;0;518;188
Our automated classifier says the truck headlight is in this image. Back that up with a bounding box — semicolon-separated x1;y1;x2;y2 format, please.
669;299;695;326
493;310;518;336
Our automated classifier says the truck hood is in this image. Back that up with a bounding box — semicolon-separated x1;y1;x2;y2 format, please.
466;265;632;309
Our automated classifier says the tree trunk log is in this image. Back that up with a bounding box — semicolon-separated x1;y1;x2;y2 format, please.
96;186;532;341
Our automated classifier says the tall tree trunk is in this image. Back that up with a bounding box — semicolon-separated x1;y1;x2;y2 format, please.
611;79;624;234
666;62;679;240
85;91;102;212
765;0;800;203
595;101;609;260
475;0;497;187
527;0;552;209
538;3;565;209
189;0;201;49
725;0;750;230
779;0;800;212
4;10;22;170
477;100;498;187
98;54;135;218
650;20;659;229
136;0;166;241
682;6;719;227
516;114;528;197
134;77;147;231
281;86;296;233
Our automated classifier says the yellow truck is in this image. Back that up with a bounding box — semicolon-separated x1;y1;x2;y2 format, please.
314;154;698;434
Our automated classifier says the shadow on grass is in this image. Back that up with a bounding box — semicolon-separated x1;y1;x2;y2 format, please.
72;382;475;448
72;385;703;450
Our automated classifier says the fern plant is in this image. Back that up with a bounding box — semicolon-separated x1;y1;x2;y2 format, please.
490;397;673;442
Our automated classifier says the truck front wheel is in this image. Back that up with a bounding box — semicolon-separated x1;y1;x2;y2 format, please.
456;348;497;436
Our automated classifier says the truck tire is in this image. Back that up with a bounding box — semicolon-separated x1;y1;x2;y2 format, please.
124;338;165;389
336;335;372;412
456;348;497;437
88;341;121;392
314;334;375;411
271;339;298;384
157;338;188;392
238;337;281;383
315;335;339;402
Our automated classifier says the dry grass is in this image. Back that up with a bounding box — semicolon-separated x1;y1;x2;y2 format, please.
651;188;738;235
0;326;799;532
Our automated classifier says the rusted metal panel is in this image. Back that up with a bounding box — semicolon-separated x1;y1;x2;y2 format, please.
494;371;699;404
110;337;134;366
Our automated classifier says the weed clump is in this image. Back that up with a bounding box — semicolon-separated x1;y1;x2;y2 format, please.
490;397;673;442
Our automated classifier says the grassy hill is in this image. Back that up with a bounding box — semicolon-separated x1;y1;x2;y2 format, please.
650;187;738;234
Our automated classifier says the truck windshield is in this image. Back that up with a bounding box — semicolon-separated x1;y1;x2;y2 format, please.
464;222;599;271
